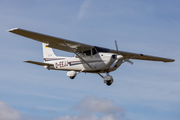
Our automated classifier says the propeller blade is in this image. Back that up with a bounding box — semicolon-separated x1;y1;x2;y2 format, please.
124;58;133;65
115;40;120;55
114;40;133;65
110;59;119;69
110;55;123;69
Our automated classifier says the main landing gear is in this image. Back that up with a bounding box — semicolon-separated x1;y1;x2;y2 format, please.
67;70;114;86
67;71;77;79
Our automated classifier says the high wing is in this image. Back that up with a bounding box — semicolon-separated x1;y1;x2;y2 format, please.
110;50;174;62
9;28;174;62
8;28;93;53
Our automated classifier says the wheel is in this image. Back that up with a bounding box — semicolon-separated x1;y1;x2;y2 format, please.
106;81;112;86
106;83;111;86
70;76;75;79
104;75;113;86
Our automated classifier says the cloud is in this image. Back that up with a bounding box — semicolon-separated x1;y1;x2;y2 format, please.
74;96;124;116
78;0;91;20
53;96;125;120
54;114;119;120
0;100;22;120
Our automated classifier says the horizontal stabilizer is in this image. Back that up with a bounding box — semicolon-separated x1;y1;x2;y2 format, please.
24;60;54;66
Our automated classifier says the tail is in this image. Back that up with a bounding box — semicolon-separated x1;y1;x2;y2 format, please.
42;43;57;62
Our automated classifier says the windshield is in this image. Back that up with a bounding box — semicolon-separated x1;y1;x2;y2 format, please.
94;46;110;53
76;46;108;57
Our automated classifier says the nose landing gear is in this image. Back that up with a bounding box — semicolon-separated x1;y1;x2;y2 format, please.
103;72;114;86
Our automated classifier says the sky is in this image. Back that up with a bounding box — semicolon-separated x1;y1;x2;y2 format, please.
0;0;180;120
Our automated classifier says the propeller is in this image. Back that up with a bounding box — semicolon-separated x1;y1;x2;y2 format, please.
115;40;120;55
110;40;133;69
123;58;133;65
115;40;133;65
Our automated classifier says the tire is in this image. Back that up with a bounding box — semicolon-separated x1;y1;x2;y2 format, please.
106;81;112;86
70;76;75;79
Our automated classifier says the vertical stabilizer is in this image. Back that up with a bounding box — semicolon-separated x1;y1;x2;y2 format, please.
42;43;57;61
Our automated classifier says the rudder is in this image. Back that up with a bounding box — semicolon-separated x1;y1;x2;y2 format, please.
42;43;57;61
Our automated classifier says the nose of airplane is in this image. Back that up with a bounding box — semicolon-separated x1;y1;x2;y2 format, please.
117;55;123;60
112;55;117;59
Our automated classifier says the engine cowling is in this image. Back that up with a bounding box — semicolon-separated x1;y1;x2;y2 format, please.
104;75;114;86
67;71;77;79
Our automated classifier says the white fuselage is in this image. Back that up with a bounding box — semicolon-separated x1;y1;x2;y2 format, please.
44;52;123;73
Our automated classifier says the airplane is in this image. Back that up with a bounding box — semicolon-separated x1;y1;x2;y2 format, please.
8;28;175;86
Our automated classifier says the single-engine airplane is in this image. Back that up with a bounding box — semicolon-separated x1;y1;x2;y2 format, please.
9;28;175;86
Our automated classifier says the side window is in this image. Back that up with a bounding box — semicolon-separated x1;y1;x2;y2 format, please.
83;50;91;56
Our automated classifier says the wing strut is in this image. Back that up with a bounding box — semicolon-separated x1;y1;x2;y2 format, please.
63;42;104;78
63;42;93;69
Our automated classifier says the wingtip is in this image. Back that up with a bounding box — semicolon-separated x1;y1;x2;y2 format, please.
8;28;19;32
169;59;175;62
164;59;175;62
171;59;175;62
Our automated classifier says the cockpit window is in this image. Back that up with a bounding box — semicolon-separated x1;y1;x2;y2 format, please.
78;50;91;56
77;46;108;57
94;46;110;53
83;50;91;56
